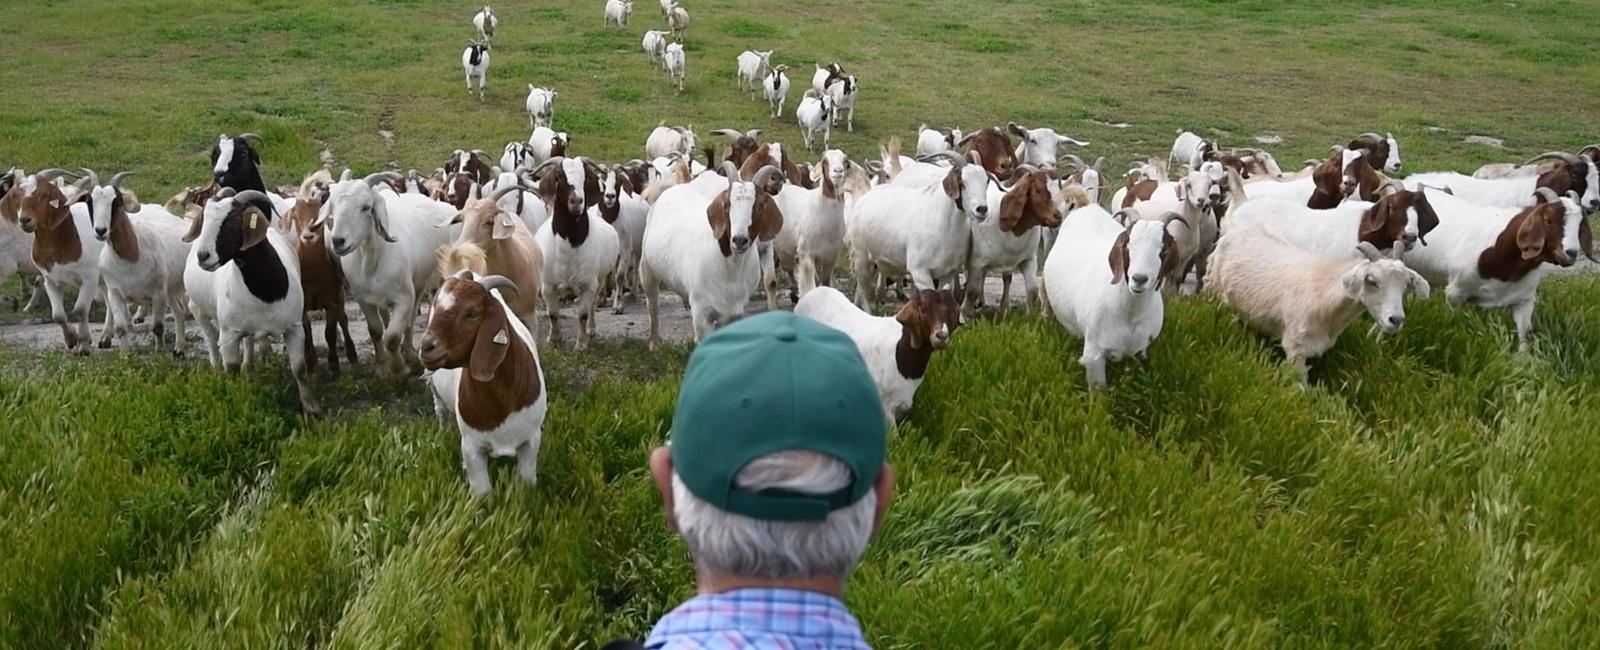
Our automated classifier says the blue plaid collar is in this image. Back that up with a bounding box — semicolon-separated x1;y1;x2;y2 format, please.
645;587;871;649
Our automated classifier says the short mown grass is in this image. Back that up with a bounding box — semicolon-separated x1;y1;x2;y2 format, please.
5;0;1600;646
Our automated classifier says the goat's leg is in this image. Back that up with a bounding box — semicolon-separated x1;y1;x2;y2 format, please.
286;325;321;416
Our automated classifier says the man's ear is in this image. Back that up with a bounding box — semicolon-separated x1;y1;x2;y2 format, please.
870;463;896;541
649;447;680;533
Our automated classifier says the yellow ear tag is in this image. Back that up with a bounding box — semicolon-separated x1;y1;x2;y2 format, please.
249;213;259;229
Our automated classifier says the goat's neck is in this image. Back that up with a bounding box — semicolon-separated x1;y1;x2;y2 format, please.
232;240;291;303
107;207;141;263
457;321;542;431
894;331;933;380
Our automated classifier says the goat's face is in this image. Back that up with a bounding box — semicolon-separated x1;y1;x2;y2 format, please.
1343;257;1426;333
820;149;848;188
210;135;258;182
85;185;127;241
559;158;587;215
944;162;992;223
1545;195;1591;264
1079;169;1103;204
7;175;74;234
1363;190;1440;251
724;181;759;253
321;180;391;255
449;199;517;248
1110;219;1176;295
601;169;621;208
191;194;272;271
1339;150;1366;196
1256;151;1283;177
1383;134;1402;173
1177;170;1220;212
288;196;326;248
419;275;515;381
895;289;962;350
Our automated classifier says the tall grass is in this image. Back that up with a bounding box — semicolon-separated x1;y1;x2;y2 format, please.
2;274;1597;646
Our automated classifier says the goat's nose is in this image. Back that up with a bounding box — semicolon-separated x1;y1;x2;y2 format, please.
95;227;108;238
1130;273;1149;285
732;235;750;249
975;205;988;215
1387;315;1405;328
332;236;346;249
1403;232;1418;243
1566;248;1580;260
197;251;212;263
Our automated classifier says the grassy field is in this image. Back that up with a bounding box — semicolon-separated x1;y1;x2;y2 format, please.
4;0;1600;647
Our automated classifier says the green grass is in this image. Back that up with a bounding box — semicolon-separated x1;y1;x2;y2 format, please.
5;0;1600;646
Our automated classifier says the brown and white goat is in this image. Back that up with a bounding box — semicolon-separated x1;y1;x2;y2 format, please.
0;169;105;351
420;271;547;496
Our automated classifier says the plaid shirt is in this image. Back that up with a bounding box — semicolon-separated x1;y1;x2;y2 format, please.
645;588;872;650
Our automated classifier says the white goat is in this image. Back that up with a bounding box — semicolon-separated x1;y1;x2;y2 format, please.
666;2;689;41
664;42;686;94
1168;131;1214;176
826;75;859;132
847;151;991;308
639;163;784;346
1113;166;1223;291
794;286;963;423
82;170;189;353
604;0;632;27
645;123;697;160
763;65;791;118
1208;226;1428;383
795;90;834;151
1009;123;1088;167
1402;187;1593;351
524;86;557;128
485;171;549;233
916;125;963;157
1042;207;1183;388
472;6;497;41
462;41;491;101
500;142;534;174
315;172;460;375
737;50;773;95
773;149;848;297
527;126;569;168
1226;186;1441;260
642;30;669;64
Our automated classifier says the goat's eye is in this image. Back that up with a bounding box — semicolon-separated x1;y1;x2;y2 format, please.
465;309;481;319
1365;278;1379;288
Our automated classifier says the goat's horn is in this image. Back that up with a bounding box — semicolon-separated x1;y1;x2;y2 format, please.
1534;187;1562;204
78;168;102;188
718;160;740;180
109;171;135;189
1355;241;1383;261
530;157;564;177
1092;156;1107;172
35;168;77;182
490;184;523;201
1059;155;1086;171
237;133;263;145
711;129;745;139
1159;211;1187;229
1521;151;1582;167
363;171;401;187
477;274;519;296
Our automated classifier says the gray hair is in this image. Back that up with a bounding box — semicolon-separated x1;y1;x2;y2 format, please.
672;450;876;579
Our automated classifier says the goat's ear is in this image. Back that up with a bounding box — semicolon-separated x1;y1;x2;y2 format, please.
752;193;784;242
894;295;927;349
372;198;397;243
998;182;1025;233
705;192;732;256
468;301;511;383
1415;195;1440;244
1360;199;1389;238
1515;208;1549;260
1156;233;1181;288
0;189;18;224
119;189;142;213
493;212;516;240
1408;270;1432;300
1339;266;1365;299
943;169;962;208
1107;230;1130;285
239;206;271;250
585;174;603;209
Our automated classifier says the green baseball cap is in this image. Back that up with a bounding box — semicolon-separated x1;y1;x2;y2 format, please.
670;311;887;522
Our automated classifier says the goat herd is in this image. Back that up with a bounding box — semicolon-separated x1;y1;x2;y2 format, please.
1;5;1596;495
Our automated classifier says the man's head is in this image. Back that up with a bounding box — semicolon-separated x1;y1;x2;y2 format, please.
650;312;894;585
